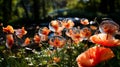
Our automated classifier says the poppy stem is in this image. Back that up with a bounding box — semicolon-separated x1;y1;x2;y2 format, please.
9;49;12;56
56;48;59;57
94;17;99;25
106;34;108;40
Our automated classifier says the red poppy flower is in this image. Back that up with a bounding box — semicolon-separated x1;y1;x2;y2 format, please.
6;34;14;49
76;46;114;67
90;33;120;47
3;25;14;34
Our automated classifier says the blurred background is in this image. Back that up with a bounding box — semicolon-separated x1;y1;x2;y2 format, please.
0;0;120;27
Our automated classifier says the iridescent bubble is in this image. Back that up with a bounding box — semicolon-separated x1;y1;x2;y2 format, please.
66;27;83;44
49;20;64;32
66;27;80;37
99;20;119;35
80;27;92;40
49;36;66;48
80;18;89;25
38;27;50;36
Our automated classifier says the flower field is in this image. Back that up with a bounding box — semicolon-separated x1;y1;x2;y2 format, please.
0;18;120;67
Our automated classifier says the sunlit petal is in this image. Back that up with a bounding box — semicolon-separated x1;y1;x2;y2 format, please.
76;46;114;67
90;33;120;47
3;25;14;34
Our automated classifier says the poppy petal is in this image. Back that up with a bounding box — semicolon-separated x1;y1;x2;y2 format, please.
6;34;14;49
76;46;114;67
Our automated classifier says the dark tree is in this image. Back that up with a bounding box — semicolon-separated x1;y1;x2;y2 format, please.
42;0;46;18
108;0;115;13
99;0;115;13
33;0;40;23
2;0;12;26
20;0;29;18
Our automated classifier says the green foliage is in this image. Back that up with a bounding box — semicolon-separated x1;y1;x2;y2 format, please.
66;0;78;8
0;42;90;67
0;41;120;67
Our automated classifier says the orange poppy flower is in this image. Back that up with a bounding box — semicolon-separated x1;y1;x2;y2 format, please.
68;27;83;44
90;33;120;47
71;33;83;44
22;37;30;46
15;27;27;38
90;25;97;30
80;27;92;39
6;34;14;49
80;18;89;25
66;28;74;37
76;46;114;67
99;20;119;35
3;25;14;34
53;57;60;63
0;23;3;26
40;35;48;41
54;32;62;36
50;20;59;31
62;19;74;29
49;36;66;48
34;34;41;43
49;20;64;33
38;27;50;36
